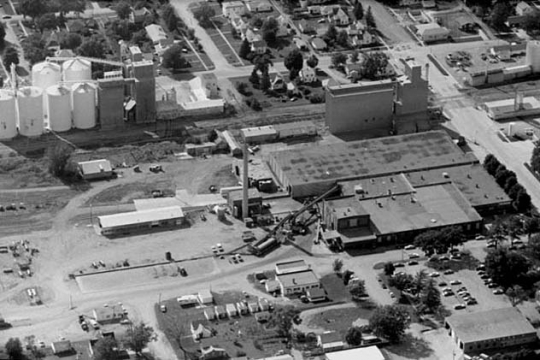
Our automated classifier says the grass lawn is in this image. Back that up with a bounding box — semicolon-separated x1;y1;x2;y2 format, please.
156;291;290;360
305;306;372;338
320;273;352;303
229;72;326;111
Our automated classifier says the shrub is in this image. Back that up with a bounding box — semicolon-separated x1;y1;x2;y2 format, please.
303;88;311;96
310;94;324;103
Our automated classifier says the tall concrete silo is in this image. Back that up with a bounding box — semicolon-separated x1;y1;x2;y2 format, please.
17;86;44;137
72;82;96;129
62;58;92;83
32;61;62;90
47;85;72;132
0;90;17;140
526;41;540;73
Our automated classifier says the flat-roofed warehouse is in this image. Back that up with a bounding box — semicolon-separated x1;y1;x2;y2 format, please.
96;206;185;236
268;131;477;198
445;307;537;353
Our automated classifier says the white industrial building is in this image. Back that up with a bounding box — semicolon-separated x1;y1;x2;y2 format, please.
484;93;540;120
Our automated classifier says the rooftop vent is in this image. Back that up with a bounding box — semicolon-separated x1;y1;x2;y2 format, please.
443;172;449;178
411;197;416;203
431;219;437;223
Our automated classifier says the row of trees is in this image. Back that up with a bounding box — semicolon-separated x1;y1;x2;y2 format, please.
484;154;532;212
331;51;389;81
413;226;465;256
386;269;442;314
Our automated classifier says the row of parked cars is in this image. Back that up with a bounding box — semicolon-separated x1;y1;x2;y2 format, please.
476;264;504;295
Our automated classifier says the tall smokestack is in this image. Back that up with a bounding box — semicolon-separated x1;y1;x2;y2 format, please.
242;142;249;220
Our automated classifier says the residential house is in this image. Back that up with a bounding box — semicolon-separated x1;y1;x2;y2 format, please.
78;159;113;180
236;302;248;315
321;5;339;16
247;301;260;313
346;22;365;37
145;24;172;47
258;298;271;311
307;288;327;302
317;331;345;352
231;16;249;37
246;0;272;12
308;5;321;15
130;7;150;24
251;39;267;54
422;0;437;8
226;303;238;317
243;29;261;43
93;304;124;324
215;305;227;319
328;8;349;26
287;82;300;96
223;1;247;18
45;30;61;51
344;63;363;81
300;66;317;83
198;290;214;304
276;269;321;296
276;25;289;38
416;23;450;42
271;73;286;91
298;19;315;33
352;31;374;47
294;37;308;51
51;341;74;355
255;311;271;322
55;49;75;57
66;19;86;33
455;16;476;32
204;307;217;321
191;319;213;341
516;1;535;16
311;37;327;51
200;346;228;360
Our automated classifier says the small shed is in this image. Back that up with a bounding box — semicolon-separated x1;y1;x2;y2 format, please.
191;319;212;341
204;307;217;321
51;340;73;355
198;290;214;305
236;302;248;315
307;288;327;302
215;305;227;319
78;159;113;180
226;303;238;317
255;311;271;323
311;38;327;51
247;301;260;313
265;280;281;293
258;298;271;311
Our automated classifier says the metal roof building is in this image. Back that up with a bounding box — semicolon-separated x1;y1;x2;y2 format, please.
325;346;385;360
276;269;320;296
97;206;185;236
445;307;537;353
78;159;113;180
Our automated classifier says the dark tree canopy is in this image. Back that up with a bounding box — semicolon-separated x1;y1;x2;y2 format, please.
485;248;530;289
239;38;251;59
162;45;188;70
77;35;106;58
361;51;388;80
268;307;299;338
19;0;48;19
3;47;19;70
489;2;512;31
345;326;363;345
5;338;23;360
0;23;5;46
365;6;376;29
531;145;540;174
331;52;347;69
284;49;303;80
384;262;395;276
125;323;155;355
115;1;132;20
420;280;441;313
193;2;215;28
261;17;279;45
354;1;364;20
21;33;49;65
93;337;118;360
369;305;411;343
61;33;82;50
484;154;501;175
306;54;319;68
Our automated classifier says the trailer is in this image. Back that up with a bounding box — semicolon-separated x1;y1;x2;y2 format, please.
249;237;279;257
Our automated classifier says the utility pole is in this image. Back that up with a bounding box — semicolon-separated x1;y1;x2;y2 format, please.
69;294;73;310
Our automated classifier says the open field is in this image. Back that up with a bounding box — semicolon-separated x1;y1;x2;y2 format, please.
304;305;372;337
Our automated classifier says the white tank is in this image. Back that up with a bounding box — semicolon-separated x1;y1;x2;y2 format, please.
0;90;17;139
47;85;72;132
62;58;92;83
526;41;540;73
17;86;44;137
31;61;62;90
72;82;96;129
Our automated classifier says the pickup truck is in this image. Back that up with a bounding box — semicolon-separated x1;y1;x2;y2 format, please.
242;231;256;243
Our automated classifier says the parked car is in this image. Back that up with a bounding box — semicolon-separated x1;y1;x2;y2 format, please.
467;298;478;305
438;282;447;287
160;304;167;313
429;272;440;277
487;283;499;288
407;260;418;266
439;255;449;261
404;244;415;250
475;235;485;240
450;280;461;285
81;322;88;331
444;269;454;275
409;253;420;259
393;263;405;268
493;289;504;295
454;304;466;310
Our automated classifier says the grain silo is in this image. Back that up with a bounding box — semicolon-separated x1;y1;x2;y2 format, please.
526;41;540;73
32;61;62;90
47;85;72;132
62;58;92;83
0;90;17;139
72;82;96;129
17;87;44;137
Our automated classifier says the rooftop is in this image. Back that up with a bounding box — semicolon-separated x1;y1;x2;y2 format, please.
269;131;476;186
94;304;124;321
241;126;278;139
98;206;184;229
276;269;319;287
339;173;415;199
445;307;536;344
78;159;112;175
145;24;168;42
359;183;482;235
325;346;385;360
485;97;540;116
326;79;394;96
318;331;343;345
228;188;262;202
275;259;308;272
234;157;274;181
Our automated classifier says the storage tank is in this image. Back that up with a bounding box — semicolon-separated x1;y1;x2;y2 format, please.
526;40;540;73
72;82;96;129
0;90;17;139
17;86;44;137
47;85;72;132
62;58;92;83
32;61;62;90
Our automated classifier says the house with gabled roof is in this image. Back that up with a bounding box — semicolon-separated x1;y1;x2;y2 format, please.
191;319;213;341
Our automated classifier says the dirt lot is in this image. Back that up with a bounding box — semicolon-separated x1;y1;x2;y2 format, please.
156;290;289;360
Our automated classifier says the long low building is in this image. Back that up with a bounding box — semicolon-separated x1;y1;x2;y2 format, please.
96;206;185;236
276;269;321;296
445;307;537;353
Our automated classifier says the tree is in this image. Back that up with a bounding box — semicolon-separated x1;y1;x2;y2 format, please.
0;23;6;46
284;49;303;80
524;217;540;240
261;17;279;45
115;0;131;19
331;52;347;69
504;176;518;193
162;45;188;70
414;230;439;256
47;143;74;178
365;6;376;29
349;280;367;299
369;305;411;343
516;189;532;212
523;12;540;34
252;53;273;74
268;307;299;338
162;4;179;31
350;50;360;64
3;47;19;70
531;145;540;174
387;272;414;292
354;1;364;20
444;226;465;250
420;280;441;313
260;70;271;92
342;269;355;285
193;2;215;28
36;13;57;32
18;0;48;19
323;24;338;45
239;38;251;59
508;183;525;201
21;34;49;65
489;2;511;32
506;285;527;306
57;0;85;16
362;51;388;80
485;248;529;289
93;337;118;360
60;33;82;50
345;326;363;345
306;54;319;68
384;262;395;276
77;35;106;58
529;233;540;259
495;167;513;187
5;338;23;360
249;69;260;87
125;322;156;355
337;31;349;48
332;258;343;273
483;154;501;176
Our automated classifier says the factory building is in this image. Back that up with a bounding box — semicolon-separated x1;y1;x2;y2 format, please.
325;62;428;135
98;71;126;129
126;47;156;123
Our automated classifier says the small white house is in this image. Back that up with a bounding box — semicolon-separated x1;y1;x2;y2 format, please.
251;39;267;54
328;8;349;26
223;1;247;18
416;23;450;43
271;73;286;90
198;290;214;305
226;303;238;317
246;0;272;13
300;66;317;83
